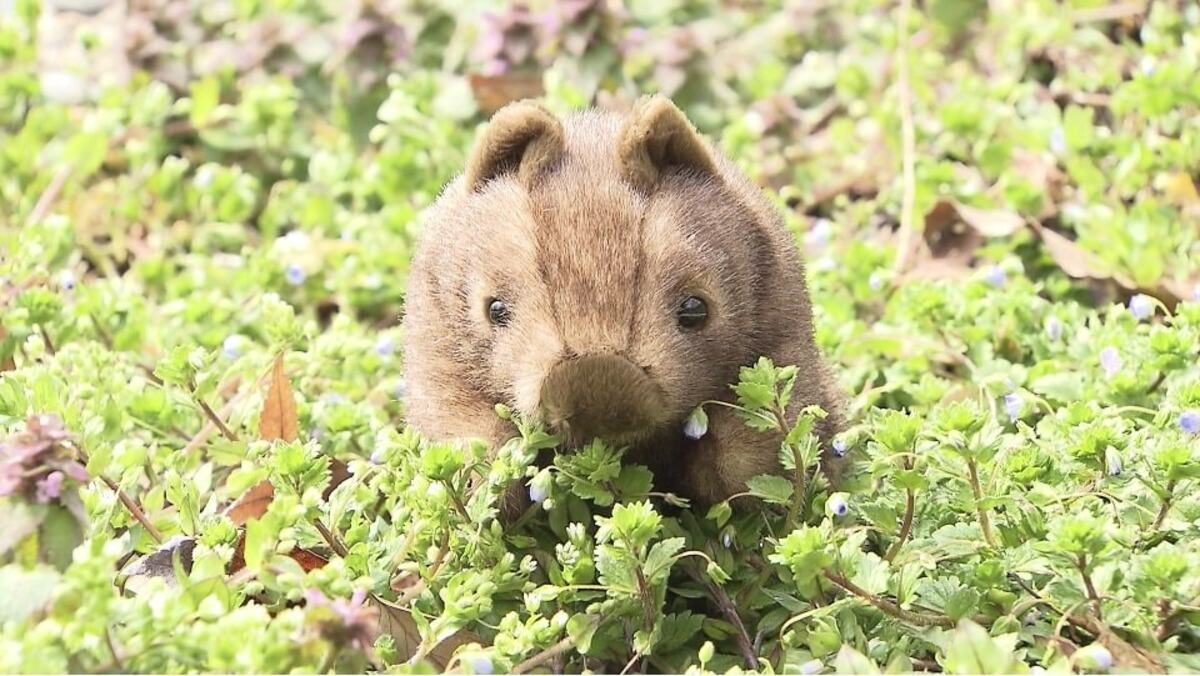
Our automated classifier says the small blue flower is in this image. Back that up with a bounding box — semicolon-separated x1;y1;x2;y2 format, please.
799;659;823;675
285;264;307;286
58;270;76;291
1099;347;1122;379
529;482;548;504
1045;316;1063;342
468;655;493;675
1180;410;1200;435
826;493;849;518
370;448;386;465
308;427;323;442
1140;56;1156;77
984;266;1006;289
683;407;708;440
222;334;245;360
832;437;848;458
1050;126;1067;155
1128;294;1154;321
721;532;733;549
1004;393;1022;422
868;272;884;291
1078;644;1113;671
374;336;395;358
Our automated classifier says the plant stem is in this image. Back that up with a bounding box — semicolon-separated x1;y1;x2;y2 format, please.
1077;556;1102;619
883;488;914;562
512;634;577;674
195;397;237;441
823;572;954;628
967;458;998;548
1152;479;1176;529
692;567;758;670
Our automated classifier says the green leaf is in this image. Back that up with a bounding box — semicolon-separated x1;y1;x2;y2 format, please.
0;564;61;624
745;474;794;505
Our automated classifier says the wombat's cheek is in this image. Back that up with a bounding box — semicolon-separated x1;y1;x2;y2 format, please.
491;321;564;418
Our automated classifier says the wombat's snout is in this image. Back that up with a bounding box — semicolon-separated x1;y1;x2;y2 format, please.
538;354;668;441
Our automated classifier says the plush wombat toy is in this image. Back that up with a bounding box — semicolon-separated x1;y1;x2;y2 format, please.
402;95;843;516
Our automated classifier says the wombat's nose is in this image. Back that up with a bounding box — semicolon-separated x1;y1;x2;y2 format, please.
539;354;667;440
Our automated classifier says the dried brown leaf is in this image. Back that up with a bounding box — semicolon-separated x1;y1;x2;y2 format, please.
374;598;481;668
225;480;275;526
259;353;299;443
469;72;544;115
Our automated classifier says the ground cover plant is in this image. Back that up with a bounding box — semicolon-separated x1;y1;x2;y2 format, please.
2;0;1200;672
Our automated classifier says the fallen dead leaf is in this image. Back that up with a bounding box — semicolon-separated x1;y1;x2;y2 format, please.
225;480;275;526
259;354;299;443
469;72;544;115
374;597;481;669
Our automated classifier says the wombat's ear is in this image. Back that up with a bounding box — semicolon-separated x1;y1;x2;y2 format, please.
465;100;565;192
618;95;718;193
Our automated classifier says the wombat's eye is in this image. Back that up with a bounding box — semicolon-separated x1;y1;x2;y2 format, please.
677;296;708;330
487;298;511;326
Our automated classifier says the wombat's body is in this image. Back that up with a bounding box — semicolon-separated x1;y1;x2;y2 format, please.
402;96;843;514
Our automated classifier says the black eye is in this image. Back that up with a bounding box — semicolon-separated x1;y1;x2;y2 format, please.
677;296;708;330
487;298;511;326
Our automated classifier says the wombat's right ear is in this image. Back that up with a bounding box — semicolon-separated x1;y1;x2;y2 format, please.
618;95;718;193
464;100;565;192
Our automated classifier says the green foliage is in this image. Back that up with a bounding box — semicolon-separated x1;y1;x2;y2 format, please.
3;0;1200;673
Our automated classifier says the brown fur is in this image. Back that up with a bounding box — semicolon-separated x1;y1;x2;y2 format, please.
402;95;844;516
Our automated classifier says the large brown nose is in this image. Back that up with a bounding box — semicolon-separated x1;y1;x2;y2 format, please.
539;354;667;440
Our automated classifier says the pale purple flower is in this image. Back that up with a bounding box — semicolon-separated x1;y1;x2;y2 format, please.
832;437;848;458
1004;393;1022;422
285;264;307;286
1045;316;1063;342
827;493;849;517
868;272;884;291
1099;347;1122;379
1128;294;1154;321
57;270;76;291
469;656;494;675
529;482;548;504
374;337;395;358
222;334;245;360
1105;448;1122;477
1050;127;1067;155
370;448;386;465
721;532;733;548
1180;410;1200;435
35;471;64;503
683;407;708;440
799;659;824;675
984;266;1006;288
805;218;833;249
1139;56;1156;77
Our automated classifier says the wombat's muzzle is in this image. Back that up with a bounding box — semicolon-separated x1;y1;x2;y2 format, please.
538;354;668;441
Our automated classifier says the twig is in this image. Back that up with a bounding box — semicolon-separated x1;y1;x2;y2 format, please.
884;487;915;562
823;572;954;627
1070;1;1147;23
101;474;164;544
26;164;72;227
512;634;577;674
196;398;237;441
890;0;918;277
38;325;56;356
1146;371;1166;395
313;518;349;558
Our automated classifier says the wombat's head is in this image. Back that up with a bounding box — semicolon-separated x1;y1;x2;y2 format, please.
403;96;808;446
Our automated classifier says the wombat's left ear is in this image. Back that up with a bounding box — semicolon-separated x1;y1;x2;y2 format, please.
618;95;718;193
465;99;565;192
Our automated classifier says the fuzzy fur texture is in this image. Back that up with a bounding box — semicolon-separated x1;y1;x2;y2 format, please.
402;95;844;516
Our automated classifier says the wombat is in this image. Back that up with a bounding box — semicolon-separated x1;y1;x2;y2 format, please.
401;95;844;516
